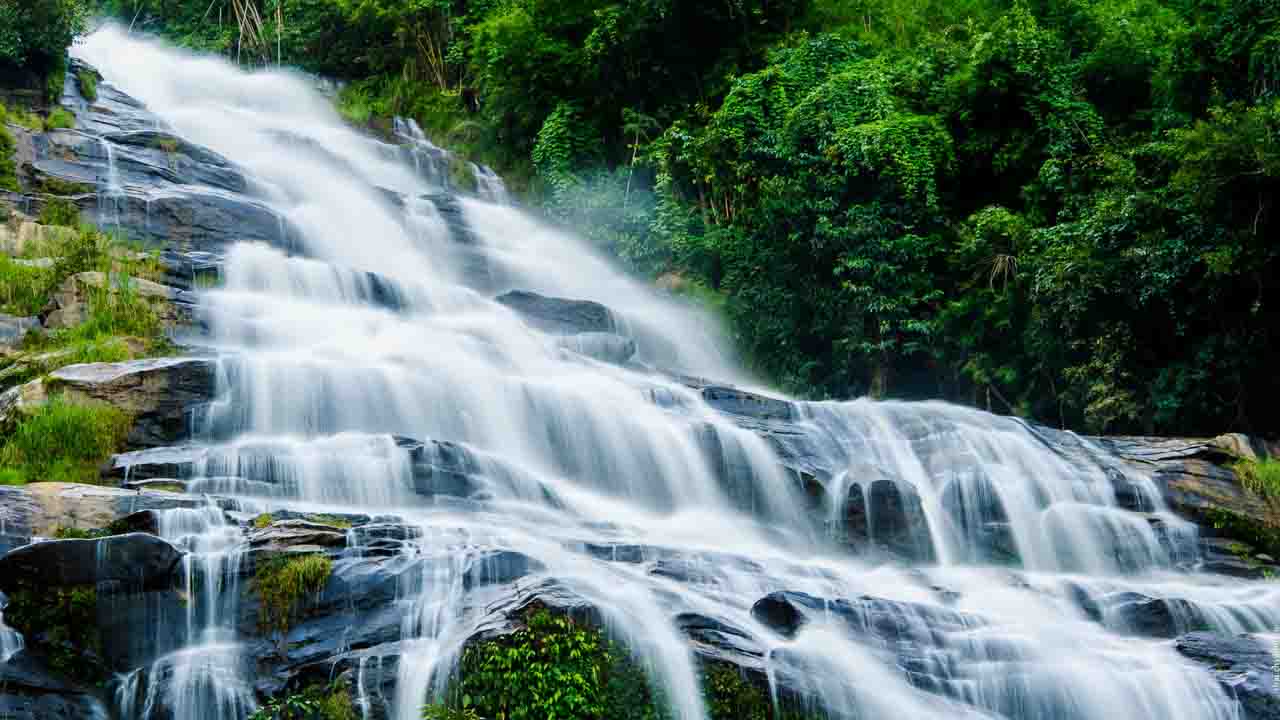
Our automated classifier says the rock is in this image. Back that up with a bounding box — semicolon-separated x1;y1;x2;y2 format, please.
0;652;111;720
248;519;348;554
1176;632;1279;720
558;332;637;365
0;482;206;538
867;479;936;562
0;314;40;348
42;357;216;447
496;290;616;335
0;219;78;256
0;533;182;593
462;550;545;589
39;271;188;329
751;592;807;638
107;444;208;481
1098;592;1202;638
701;385;794;421
0;485;39;555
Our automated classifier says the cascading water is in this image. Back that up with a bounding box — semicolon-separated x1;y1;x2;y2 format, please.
68;24;1279;720
0;595;21;663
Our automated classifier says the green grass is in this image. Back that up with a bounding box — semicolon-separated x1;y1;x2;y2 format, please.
0;399;132;486
0;255;55;315
1236;458;1280;501
254;554;334;641
76;71;98;102
0;106;18;192
252;512;274;529
38;197;81;227
44;108;74;131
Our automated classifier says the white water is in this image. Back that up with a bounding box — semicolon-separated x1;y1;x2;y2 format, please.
0;597;21;663
73;25;1280;720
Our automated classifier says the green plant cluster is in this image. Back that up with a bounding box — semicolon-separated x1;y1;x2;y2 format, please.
1235;458;1280;502
253;554;334;644
433;606;822;720
248;682;358;720
1;583;103;682
0;0;86;88
0;398;131;485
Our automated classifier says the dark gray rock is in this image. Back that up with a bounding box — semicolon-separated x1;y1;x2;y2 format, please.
868;479;936;562
45;357;217;448
1176;632;1279;720
496;290;616;335
0;533;183;592
1099;592;1203;638
701;386;794;421
558;332;637;365
0;652;110;720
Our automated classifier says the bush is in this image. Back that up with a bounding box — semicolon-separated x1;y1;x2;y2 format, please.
44;107;74;130
0;399;131;485
0;255;54;315
1236;458;1280;501
38;197;80;227
248;682;357;720
253;554;333;643
75;69;96;102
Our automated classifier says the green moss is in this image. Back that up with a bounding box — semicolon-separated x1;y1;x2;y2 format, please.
33;173;94;196
253;554;333;643
44;108;74;131
0;398;132;485
45;56;68;104
252;512;274;529
2;584;103;682
306;514;353;529
52;526;111;539
0;108;18;192
1;102;44;133
76;71;98;102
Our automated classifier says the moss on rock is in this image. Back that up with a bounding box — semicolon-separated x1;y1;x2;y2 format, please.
2;583;104;682
253;554;333;643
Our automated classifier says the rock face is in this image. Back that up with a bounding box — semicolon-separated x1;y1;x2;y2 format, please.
40;272;194;330
0;313;40;348
0;482;204;544
0;357;217;447
0;653;110;720
0;533;182;592
1176;632;1279;720
496;290;617;335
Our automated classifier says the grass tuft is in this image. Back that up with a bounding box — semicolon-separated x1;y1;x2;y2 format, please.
254;554;333;642
76;71;98;102
1236;458;1280;501
44;108;74;131
0;399;131;486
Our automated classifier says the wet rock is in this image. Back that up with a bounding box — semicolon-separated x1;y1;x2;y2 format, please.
0;652;111;720
42;357;216;447
751;592;807;638
1175;632;1279;720
7;482;206;537
496;290;616;335
752;590;982;645
463;550;545;589
1099;592;1202;638
558;332;637;365
394;436;482;498
0;485;38;555
0;533;182;592
867;479;936;563
248;519;348;554
701;385;793;421
107;444;208;481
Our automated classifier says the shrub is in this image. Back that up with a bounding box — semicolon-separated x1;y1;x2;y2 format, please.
1235;458;1280;502
0;255;55;315
44;107;74;130
38;197;80;227
248;682;357;720
0;116;17;192
76;70;97;102
0;399;131;485
253;554;333;643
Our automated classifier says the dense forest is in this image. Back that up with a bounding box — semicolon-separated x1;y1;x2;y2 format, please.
10;0;1280;437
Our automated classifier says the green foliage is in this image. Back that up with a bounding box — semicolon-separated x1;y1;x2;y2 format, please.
0;0;87;77
38;197;80;227
0;398;132;485
249;682;357;720
53;525;110;539
75;70;96;102
101;0;1280;435
457;607;610;720
0;121;16;192
44;107;73;130
1236;458;1280;501
0;255;54;315
253;554;333;643
1;584;102;681
422;705;482;720
252;512;275;529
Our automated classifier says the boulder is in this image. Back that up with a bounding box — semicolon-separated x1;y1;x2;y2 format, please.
0;533;182;593
40;357;216;447
701;385;794;421
248;519;348;554
496;290;616;335
867;479;936;562
0;652;111;720
1176;632;1279;720
1098;592;1202;638
0;482;204;539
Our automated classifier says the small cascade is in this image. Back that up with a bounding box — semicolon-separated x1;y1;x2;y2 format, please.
468;162;509;204
116;503;254;720
0;593;22;663
98;137;124;226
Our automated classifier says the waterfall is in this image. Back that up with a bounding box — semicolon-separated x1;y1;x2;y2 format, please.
0;595;22;663
64;24;1280;720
